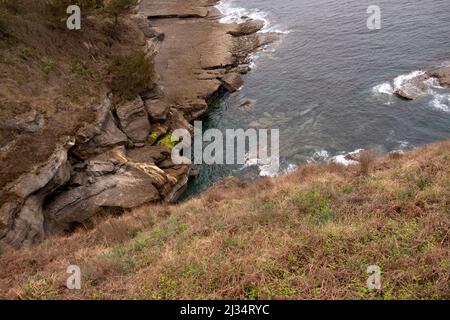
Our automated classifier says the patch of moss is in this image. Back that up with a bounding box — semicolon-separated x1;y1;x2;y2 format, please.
157;134;178;150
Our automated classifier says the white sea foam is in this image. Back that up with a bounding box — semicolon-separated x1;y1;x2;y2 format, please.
216;1;290;34
430;93;450;112
372;82;394;95
330;149;364;166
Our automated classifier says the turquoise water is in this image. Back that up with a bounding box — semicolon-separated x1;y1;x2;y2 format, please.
183;0;450;198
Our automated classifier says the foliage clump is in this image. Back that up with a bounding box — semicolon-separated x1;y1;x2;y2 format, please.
108;50;155;101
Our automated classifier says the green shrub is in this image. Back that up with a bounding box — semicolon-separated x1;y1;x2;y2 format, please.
108;50;155;101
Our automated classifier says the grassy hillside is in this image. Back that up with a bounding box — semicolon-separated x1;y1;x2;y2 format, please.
0;140;449;299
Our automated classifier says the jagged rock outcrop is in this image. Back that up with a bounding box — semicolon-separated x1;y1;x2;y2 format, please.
0;0;281;250
428;66;450;87
221;72;244;92
73;96;128;158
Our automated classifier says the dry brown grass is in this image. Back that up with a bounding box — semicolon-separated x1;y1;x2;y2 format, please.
0;140;449;300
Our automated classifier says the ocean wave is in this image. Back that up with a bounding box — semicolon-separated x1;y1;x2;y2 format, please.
372;69;450;112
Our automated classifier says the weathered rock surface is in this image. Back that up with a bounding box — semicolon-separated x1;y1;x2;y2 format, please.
115;96;151;144
394;73;431;100
0;138;73;249
73;96;128;158
0;0;281;250
394;66;450;100
221;72;244;92
0;110;44;133
145;99;171;121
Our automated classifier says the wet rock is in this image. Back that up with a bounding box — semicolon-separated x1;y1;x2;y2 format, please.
163;165;191;202
221;72;244;92
145;99;171;121
229;19;265;36
394;73;431;100
0;110;44;133
116;97;151;144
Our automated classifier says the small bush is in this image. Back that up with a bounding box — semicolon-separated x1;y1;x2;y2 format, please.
108;50;155;101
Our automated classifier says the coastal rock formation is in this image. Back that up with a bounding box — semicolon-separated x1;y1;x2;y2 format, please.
394;73;431;100
0;0;280;250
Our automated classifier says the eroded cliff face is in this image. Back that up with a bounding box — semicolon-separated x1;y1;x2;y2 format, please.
0;0;279;250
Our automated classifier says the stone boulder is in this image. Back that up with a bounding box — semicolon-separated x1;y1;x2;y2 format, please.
116;97;151;144
394;73;431;100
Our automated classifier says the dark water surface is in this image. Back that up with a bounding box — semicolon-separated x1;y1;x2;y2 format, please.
184;0;450;198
